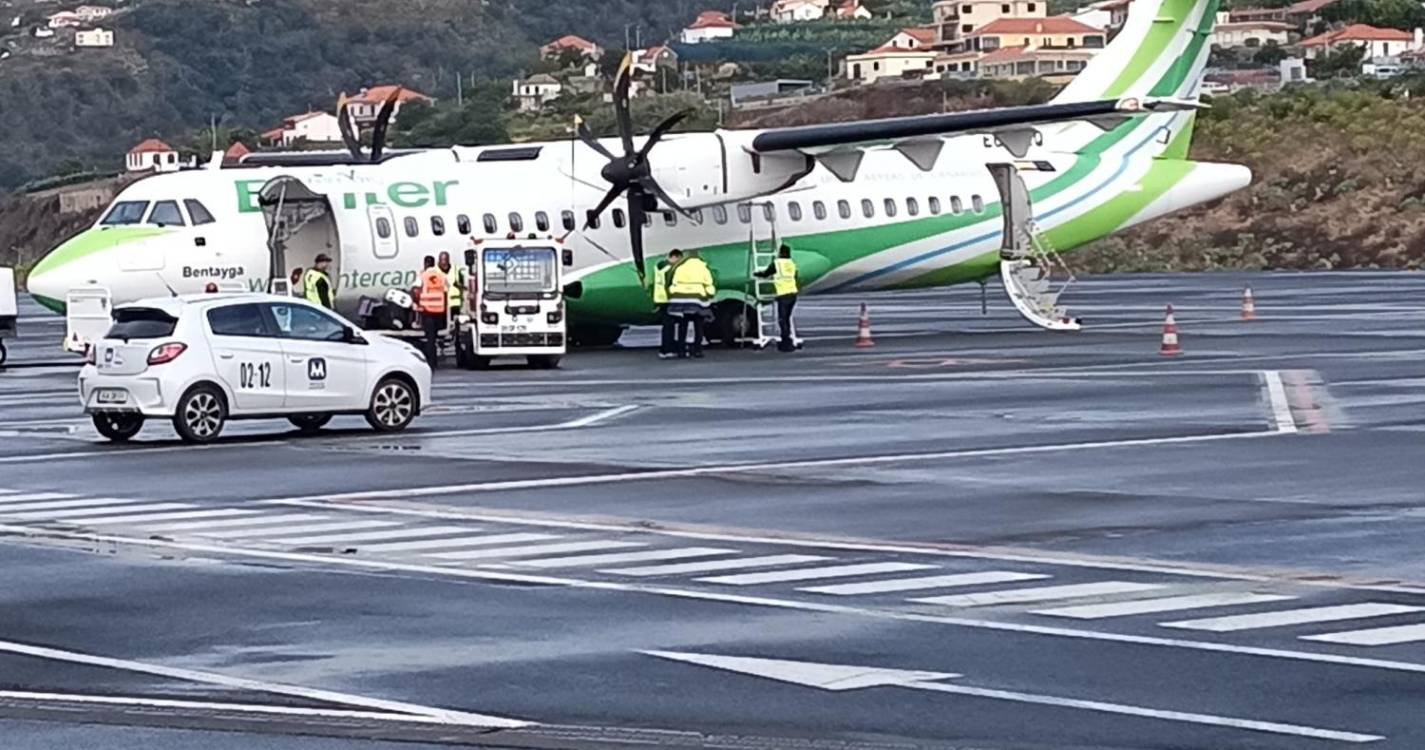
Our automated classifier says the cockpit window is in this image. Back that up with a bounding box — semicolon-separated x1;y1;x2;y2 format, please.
101;201;150;226
148;201;186;227
184;199;216;226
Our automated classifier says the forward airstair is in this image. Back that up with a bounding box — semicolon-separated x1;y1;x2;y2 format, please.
987;163;1081;331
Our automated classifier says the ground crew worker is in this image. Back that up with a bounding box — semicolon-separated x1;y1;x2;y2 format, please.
651;250;681;359
417;255;448;367
755;244;799;352
668;249;715;359
303;255;334;309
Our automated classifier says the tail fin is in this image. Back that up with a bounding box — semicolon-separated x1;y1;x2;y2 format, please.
1050;0;1220;156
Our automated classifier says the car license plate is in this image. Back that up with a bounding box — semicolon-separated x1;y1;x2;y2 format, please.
95;389;128;404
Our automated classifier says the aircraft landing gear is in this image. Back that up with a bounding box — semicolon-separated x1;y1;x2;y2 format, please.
713;300;760;348
569;324;624;349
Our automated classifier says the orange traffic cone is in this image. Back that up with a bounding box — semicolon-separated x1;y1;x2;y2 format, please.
1241;286;1257;321
1160;304;1181;357
854;303;875;348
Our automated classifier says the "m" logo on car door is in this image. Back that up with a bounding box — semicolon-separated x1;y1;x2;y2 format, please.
307;357;327;381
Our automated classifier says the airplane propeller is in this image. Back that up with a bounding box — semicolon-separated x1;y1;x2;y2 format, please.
336;88;404;163
577;54;696;282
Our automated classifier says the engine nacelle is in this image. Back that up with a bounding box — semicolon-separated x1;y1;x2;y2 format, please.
649;130;813;210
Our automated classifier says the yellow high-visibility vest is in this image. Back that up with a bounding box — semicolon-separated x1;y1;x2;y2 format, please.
651;263;671;305
773;257;798;297
303;269;331;307
446;266;465;307
668;258;714;300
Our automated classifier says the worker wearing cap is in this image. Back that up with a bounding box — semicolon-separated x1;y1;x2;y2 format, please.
754;243;799;352
417;255;448;367
303;255;334;309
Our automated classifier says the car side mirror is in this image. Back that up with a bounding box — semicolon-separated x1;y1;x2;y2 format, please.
195;237;206;247
562;249;573;267
344;326;366;345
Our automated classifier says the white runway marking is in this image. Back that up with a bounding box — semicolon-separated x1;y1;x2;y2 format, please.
201;520;399;540
0;497;134;513
0;640;526;728
0;493;77;504
4;502;191;521
146;513;331;532
605;554;832;577
79;509;260;526
1302;624;1425;647
914;582;1165;608
0;690;505;727
1034;592;1297;620
1261;370;1298;434
509;547;737;569
0;441;286;465
701;562;937;586
801;571;1050;596
429;540;645;561
359;532;560;553
268;525;481;545
1163;603;1425;633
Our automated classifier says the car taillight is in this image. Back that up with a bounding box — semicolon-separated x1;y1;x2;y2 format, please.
84;344;96;365
547;305;563;324
147;342;187;365
481;312;498;325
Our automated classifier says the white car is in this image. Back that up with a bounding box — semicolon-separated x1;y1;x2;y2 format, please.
79;294;432;444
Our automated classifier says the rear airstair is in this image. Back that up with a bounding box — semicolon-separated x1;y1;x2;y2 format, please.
739;201;802;348
988;163;1081;332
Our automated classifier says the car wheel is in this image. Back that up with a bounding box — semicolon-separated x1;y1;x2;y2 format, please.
527;354;562;369
366;377;416;433
173;385;226;444
93;413;144;442
288;414;333;433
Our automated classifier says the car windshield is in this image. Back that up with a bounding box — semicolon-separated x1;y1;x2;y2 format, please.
482;246;557;297
100;201;151;226
105;307;177;341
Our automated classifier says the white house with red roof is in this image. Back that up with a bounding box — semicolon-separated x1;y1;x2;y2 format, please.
846;43;938;83
682;11;738;43
835;0;873;19
541;35;602;60
938;15;1105;74
1298;24;1420;60
126;139;179;173
261;111;343;148
885;27;938;50
631;44;679;74
346;86;433;128
771;0;830;23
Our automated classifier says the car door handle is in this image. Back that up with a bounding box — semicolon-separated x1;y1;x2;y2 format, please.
289;358;305;363
218;353;234;360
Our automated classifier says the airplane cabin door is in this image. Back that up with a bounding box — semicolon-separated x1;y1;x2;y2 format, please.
368;205;398;260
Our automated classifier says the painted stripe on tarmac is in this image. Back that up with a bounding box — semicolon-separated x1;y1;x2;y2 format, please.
201;520;399;540
360;532;559;553
1034;592;1297;620
0;690;505;727
701;562;936;586
80;509;261;526
268;525;481;545
0;497;139;513
801;571;1050;596
0;493;77;505
915;582;1165;608
4;503;191;521
605;554;832;577
431;540;645;561
1303;624;1425;647
509;547;738;569
1163;603;1425;633
146;514;330;532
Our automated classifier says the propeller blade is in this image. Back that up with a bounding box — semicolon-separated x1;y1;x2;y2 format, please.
582;185;623;230
576;118;615;160
636;109;691;162
645;178;700;224
613;53;635;156
626;189;648;283
336;93;362;161
369;87;403;162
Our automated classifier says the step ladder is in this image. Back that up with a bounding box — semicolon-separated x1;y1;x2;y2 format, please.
989;163;1081;331
740;201;779;348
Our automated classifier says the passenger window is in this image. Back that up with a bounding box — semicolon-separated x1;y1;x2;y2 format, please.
184;199;216;226
972;194;985;213
928;196;942;215
536;211;550;232
642;211;653;228
148;200;186;227
663;211;676;227
951;196;964;214
883;198;897;218
906;197;920;217
737;204;752;224
404;217;419;237
457;214;472;235
813;201;827;220
431;216;446;236
838;200;852;219
268;303;347;342
375;218;392;239
692;209;704;224
788;202;803;222
101;201;150;226
483;214;498;234
561;210;576;231
713;205;728;224
612;208;626;228
861;199;874;218
763;204;776;222
207;304;270;338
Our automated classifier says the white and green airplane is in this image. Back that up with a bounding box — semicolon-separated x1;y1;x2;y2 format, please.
27;0;1247;345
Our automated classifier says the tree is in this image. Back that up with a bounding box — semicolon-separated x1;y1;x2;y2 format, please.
1253;41;1289;66
1310;44;1366;79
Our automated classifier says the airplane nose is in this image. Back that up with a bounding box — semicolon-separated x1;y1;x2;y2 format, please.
26;247;69;314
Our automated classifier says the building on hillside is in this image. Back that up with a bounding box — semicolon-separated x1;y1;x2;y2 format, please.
682;11;737;43
46;11;81;28
931;0;1045;56
1212;14;1292;47
937;15;1104;75
1228;6;1289;23
1284;0;1338;31
74;28;113;47
978;44;1098;81
730;79;816;107
223;141;250;165
846;44;938;83
126;139;179;173
541;34;601;60
75;5;113;22
885;27;937;50
346;86;433;128
1280;56;1310;84
1097;0;1131;39
512;74;563;111
632;44;678;74
261;111;343;147
1071;4;1111;30
1298;24;1418;60
835;0;874;19
771;0;830;23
